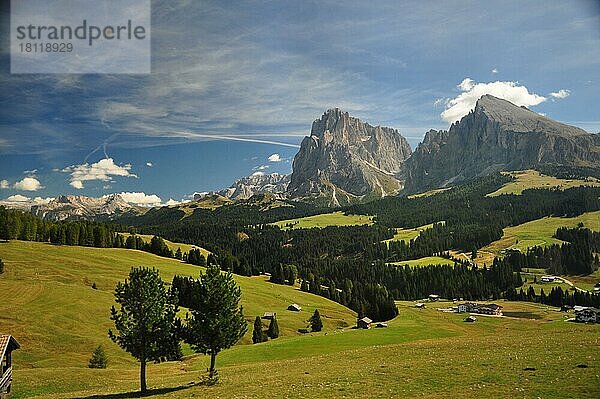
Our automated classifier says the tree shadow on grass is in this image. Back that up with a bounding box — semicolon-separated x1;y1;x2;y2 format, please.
74;383;199;399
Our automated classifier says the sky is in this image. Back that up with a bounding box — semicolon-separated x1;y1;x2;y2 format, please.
1;0;599;206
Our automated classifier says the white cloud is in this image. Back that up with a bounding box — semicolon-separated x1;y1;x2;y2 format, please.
267;153;282;162
491;68;498;74
62;158;136;189
251;171;265;177
253;165;269;171
0;180;9;189
146;162;153;167
14;177;43;191
6;194;30;202
23;169;38;175
109;192;162;207
441;78;547;123
457;78;475;91
165;198;181;206
549;89;570;99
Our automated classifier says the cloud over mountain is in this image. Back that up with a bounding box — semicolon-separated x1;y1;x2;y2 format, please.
441;78;547;123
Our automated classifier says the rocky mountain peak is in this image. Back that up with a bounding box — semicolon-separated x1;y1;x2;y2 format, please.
288;109;412;205
403;95;600;193
473;95;588;137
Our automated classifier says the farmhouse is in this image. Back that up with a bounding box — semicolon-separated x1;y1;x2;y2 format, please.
464;315;477;322
357;317;372;329
375;322;388;328
540;275;557;283
575;307;600;323
455;303;503;316
262;312;277;320
287;303;302;312
1;335;20;396
428;294;440;302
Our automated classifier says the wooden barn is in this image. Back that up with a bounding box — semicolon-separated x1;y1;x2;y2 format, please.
357;317;372;329
262;312;277;320
1;335;20;397
287;303;302;312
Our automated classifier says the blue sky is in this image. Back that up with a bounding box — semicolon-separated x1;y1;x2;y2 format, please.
1;0;599;205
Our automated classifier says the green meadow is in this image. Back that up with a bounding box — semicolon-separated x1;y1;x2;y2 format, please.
272;211;373;230
487;169;600;197
1;241;599;398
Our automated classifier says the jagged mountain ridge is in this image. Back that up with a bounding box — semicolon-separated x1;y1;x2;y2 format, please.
287;108;412;205
30;194;143;221
402;95;600;193
217;172;290;200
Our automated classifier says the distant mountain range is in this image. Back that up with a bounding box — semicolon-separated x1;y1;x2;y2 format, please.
30;194;143;221
6;94;600;220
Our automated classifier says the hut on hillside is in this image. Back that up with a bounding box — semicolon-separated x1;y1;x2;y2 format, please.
357;317;372;329
1;335;20;396
262;312;277;320
287;303;302;312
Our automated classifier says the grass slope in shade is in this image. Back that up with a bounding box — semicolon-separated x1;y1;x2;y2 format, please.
0;241;355;371
117;233;211;256
272;211;373;230
487;169;600;196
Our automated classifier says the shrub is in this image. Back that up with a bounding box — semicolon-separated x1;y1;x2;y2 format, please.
88;345;108;369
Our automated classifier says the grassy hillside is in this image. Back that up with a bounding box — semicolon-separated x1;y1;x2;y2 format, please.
117;233;211;257
487;170;600;196
0;241;355;369
6;294;600;398
272;211;373;230
484;211;600;254
388;256;455;268
383;222;444;245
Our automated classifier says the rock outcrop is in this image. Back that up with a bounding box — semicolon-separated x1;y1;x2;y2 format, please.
403;95;600;192
287;108;412;205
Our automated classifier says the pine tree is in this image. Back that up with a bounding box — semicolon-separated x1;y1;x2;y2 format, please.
88;345;108;369
175;247;182;260
0;258;4;274
108;267;182;393
185;265;247;379
309;309;323;332
252;316;266;344
267;318;279;339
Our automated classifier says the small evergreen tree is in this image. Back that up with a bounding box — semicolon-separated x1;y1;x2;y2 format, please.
309;309;323;332
252;316;266;343
88;345;108;369
0;258;4;274
175;247;182;260
185;265;247;379
108;267;182;393
267;318;279;339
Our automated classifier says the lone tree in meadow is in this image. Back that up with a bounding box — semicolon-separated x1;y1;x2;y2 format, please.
267;317;279;339
0;258;4;274
88;345;109;369
185;264;247;379
309;309;323;332
108;267;182;393
252;316;267;344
